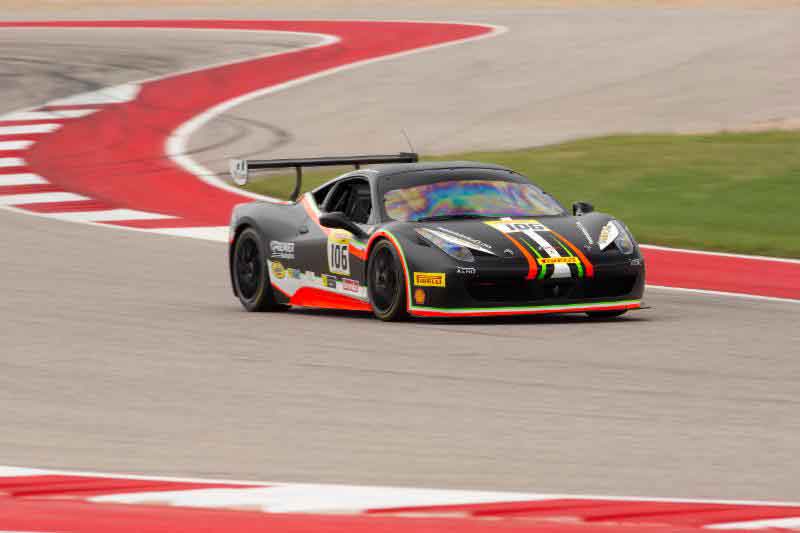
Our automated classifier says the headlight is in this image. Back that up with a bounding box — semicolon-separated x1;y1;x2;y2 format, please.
416;228;475;262
598;220;635;254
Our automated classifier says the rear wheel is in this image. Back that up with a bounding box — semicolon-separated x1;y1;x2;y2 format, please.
586;309;627;318
232;228;287;312
367;240;408;321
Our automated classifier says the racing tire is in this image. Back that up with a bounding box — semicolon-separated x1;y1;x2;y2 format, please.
586;309;627;319
232;228;288;312
367;239;409;321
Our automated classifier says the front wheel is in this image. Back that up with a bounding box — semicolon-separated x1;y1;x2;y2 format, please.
367;240;408;321
232;228;287;312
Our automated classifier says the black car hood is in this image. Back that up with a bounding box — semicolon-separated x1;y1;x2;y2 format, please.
414;212;634;265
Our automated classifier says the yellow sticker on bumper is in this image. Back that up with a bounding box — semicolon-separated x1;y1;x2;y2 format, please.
537;257;580;265
414;272;446;288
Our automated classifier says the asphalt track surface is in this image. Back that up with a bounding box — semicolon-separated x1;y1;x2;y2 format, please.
1;9;799;502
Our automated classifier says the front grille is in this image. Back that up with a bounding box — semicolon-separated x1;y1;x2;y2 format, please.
466;275;636;304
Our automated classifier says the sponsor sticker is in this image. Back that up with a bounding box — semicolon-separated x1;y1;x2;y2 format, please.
537;257;580;265
327;229;350;275
414;272;446;288
455;266;477;275
321;274;338;289
486;219;549;234
271;261;286;279
342;278;360;293
270;240;295;259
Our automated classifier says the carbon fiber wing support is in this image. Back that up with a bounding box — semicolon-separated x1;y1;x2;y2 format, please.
229;152;419;200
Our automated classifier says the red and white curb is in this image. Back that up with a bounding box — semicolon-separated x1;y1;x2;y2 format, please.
0;19;501;245
1;20;798;302
1;466;799;532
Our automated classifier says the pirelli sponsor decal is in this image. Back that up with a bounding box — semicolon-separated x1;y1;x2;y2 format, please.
414;272;446;288
537;256;580;265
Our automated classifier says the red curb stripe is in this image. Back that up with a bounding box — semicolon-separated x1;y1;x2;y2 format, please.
4;20;491;229
0;184;61;195
23;199;115;213
643;247;800;300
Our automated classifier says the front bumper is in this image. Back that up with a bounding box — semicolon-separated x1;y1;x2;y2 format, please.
407;259;645;317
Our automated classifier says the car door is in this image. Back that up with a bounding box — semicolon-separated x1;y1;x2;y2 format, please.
293;177;373;299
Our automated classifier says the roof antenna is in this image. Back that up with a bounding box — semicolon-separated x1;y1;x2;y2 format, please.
401;128;416;155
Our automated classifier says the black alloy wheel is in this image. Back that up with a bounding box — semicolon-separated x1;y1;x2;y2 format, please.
232;228;286;312
367;240;408;321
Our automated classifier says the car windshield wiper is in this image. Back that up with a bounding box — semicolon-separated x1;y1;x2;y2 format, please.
415;214;494;222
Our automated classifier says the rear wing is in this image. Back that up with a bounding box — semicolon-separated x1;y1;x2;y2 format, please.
229;152;418;201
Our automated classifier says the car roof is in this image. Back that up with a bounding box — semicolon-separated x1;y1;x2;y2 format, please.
372;160;512;177
311;161;526;196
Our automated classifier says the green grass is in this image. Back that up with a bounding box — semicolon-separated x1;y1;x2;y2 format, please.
243;130;800;258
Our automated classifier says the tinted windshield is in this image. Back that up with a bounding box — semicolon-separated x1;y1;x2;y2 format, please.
383;178;564;222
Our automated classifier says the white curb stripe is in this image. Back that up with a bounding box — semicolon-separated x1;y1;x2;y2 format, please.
4;465;800;509
47;83;141;106
0;157;25;168
0;124;60;135
0;173;47;186
48;209;177;222
0;109;96;121
0;140;33;150
0;192;88;205
90;485;551;513
708;517;800;530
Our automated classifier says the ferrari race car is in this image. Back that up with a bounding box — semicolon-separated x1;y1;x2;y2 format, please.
228;153;645;321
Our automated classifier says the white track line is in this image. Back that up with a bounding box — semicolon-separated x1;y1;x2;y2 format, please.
47;209;178;222
0;140;33;150
640;244;800;265
0;124;60;135
0;109;96;121
0;192;88;205
0;157;25;168
646;284;800;305
0;173;47;186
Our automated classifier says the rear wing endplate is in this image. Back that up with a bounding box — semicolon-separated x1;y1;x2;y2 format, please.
229;152;418;201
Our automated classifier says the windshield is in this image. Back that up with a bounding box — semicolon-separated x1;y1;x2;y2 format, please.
383;178;564;222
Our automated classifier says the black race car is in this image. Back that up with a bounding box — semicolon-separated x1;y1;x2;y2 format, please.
228;153;645;321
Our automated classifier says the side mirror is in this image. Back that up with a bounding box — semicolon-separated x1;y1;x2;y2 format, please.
318;211;368;239
572;201;594;216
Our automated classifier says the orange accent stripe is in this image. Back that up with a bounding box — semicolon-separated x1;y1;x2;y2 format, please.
550;229;595;278
411;302;640;318
289;286;372;312
301;194;332;235
349;244;367;261
503;233;539;280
